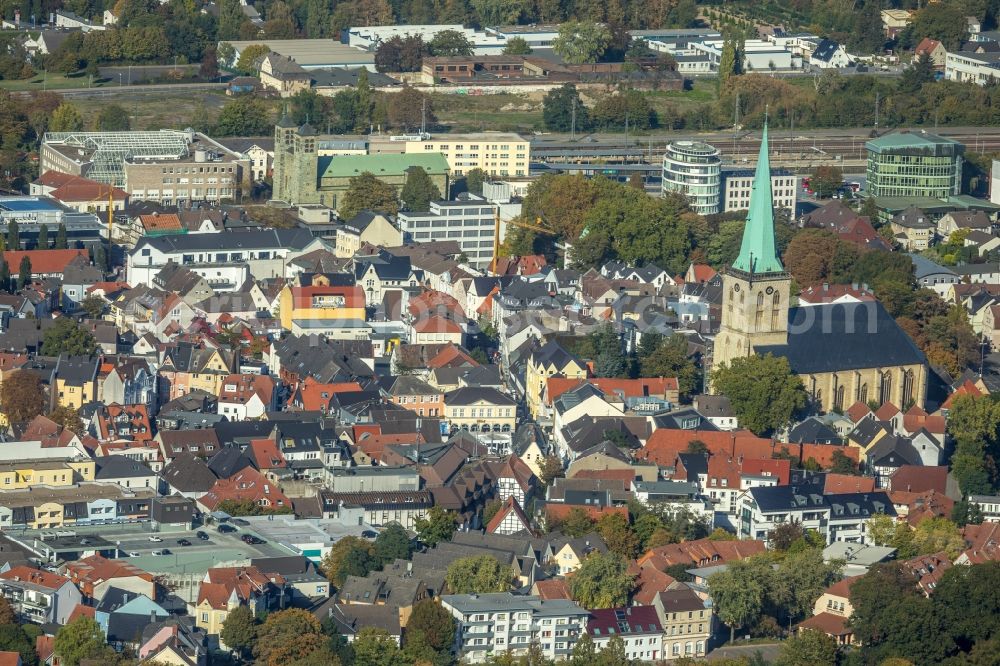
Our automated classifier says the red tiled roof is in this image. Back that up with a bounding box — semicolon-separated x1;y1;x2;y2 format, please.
68;604;96;623
289;284;365;309
546;503;628;523
889;465;948;494
740;458;791;485
632;562;677;606
915;38;942;55
200;468;290;511
2;249;88;275
247;438;286;470
942;379;985;409
689;264;717;282
65;554;153;591
587;606;662;635
638;538;766;569
356;432;425;463
825;575;861;600
874;402;900;421
640;429;858;469
413;315;463;334
34;170;77;188
545;376;679;404
845;402;871;423
0;566;70;590
798;283;876;304
50;179;126;203
218;373;275;406
97;403;153;442
797;612;852;637
198;565;282;610
407;289;466;320
427;344;478;369
533;578;571;600
824;474;875;494
140;213;182;231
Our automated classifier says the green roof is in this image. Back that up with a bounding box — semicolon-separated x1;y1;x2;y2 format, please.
874;195;1000;214
319;153;450;180
732;123;784;276
865;131;964;156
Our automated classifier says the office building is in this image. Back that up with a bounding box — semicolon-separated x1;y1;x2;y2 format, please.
721;168;798;213
400;133;529;178
398;196;500;267
662;141;721;214
441;593;589;663
866;132;964;199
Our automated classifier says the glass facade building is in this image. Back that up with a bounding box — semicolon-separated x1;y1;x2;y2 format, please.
662;141;721;214
866;132;964;199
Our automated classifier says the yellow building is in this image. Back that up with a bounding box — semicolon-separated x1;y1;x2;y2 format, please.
0;459;95;490
193;567;285;646
54;356;99;410
0;484;153;530
524;341;588;420
443;386;517;435
712;125;928;413
278;277;366;333
403;133;530;177
159;346;238;402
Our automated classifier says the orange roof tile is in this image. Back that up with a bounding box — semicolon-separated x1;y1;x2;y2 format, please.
545;376;679;405
2;249;88;275
740;458;791;485
546;504;627;523
533;578;572;600
0;566;71;591
485;496;531;534
199;468;290;511
413;315;463;334
824;474;875;494
845;402;872;423
140;213;183;231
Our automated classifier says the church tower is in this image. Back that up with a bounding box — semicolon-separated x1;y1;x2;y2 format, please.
714;123;791;369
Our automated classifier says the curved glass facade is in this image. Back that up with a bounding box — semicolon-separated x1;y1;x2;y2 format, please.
662;141;721;215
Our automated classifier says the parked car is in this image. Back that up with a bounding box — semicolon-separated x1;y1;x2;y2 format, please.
196;531;209;540
232;518;250;527
217;524;237;534
177;538;192;546
127;551;141;557
148;535;163;542
241;534;264;545
152;549;171;556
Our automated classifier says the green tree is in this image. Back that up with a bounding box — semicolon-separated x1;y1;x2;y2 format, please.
0;624;37;666
215;96;273;136
400;166;442;212
41;317;97;357
809;165;844;198
217;0;246;40
55;223;68;250
429;29;474;56
639;334;700;398
471;0;527;26
79;294;105;319
0;596;15;625
320;536;372;586
718;37;742;88
776;629;839;666
339;172;399;220
465;167;488;196
543;84;591;133
0;261;9;293
220;605;257;659
374;523;412;564
539;455;564;487
353;627;401;666
482;498;503;525
503;36;532;55
235;43;270;75
49;103;84;132
48;404;83;434
555;507;595;537
829;448;856;474
15;255;29;290
386;84;435;132
848;1;885;55
569;552;635;609
6;220;17;250
354;68;375;132
36;224;48;250
0;370;45;423
908;2;969;50
900;53;935;94
96;104;130;131
53;616;112;666
407;599;456;652
597;513;640;558
711;354;807;436
709;555;771;642
415;505;457;546
339;546;379;581
253;609;325;666
445;555;514;593
553;20;611;64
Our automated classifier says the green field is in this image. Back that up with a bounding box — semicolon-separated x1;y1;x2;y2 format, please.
429;91;544;133
0;72;111;91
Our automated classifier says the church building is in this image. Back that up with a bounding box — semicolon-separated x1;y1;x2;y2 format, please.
713;125;927;412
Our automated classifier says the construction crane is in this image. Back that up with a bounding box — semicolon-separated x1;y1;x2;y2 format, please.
489;212;556;274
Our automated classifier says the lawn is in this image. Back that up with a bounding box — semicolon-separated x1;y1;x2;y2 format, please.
0;71;108;91
429;91;544;133
69;90;258;131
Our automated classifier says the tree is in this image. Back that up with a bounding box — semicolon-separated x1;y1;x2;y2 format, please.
36;224;48;250
49;103;84;132
0;370;45;423
768;521;806;552
776;629;838;666
235;43;270;75
482;498;503;525
543;84;591;133
908;2;969;51
0;596;14;625
320;536;372;586
553;20;611;64
429;30;474;56
465;168;487;196
6;220;17;251
718;37;741;88
55;223;68;250
400;166;442;212
220;605;257;658
215;96;273;136
471;0;528;26
79;294;105;319
253;609;325;666
809;165;844;198
338;172;399;220
200;47;220;80
0;261;9;293
48;404;83;433
415;505;457;546
374;523;412;564
709;556;771;642
53;617;112;666
445;555;514;593
829;448;856;474
96;104;130;131
354;69;375;132
556;507;596;537
597;513;639;558
41;317;97;357
503;36;532;55
539;455;564;487
14;255;29;290
0;624;35;666
352;627;401;666
848;0;886;55
339;546;378;581
218;0;246;40
711;354;807;436
569;552;635;609
387;84;435;132
407;599;456;652
639;334;700;398
592;89;657;130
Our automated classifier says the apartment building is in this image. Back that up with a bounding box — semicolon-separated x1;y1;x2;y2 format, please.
401;133;529;177
0;566;82;625
0;484;155;530
945;50;1000;86
441;593;589;663
652;587;712;660
739;485;896;544
721;168;798;213
398;196;500;268
587;607;663;661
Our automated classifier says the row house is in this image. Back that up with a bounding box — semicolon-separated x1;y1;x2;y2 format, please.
0;483;154;529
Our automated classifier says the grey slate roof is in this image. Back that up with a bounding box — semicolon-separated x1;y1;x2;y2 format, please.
755;302;926;375
133;228;316;253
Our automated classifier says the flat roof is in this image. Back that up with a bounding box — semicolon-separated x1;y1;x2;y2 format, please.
225;40;374;67
0;197;64;212
866;131;964;155
319;153;450;179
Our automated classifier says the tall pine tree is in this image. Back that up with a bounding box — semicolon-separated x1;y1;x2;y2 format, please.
6;220;18;251
55;223;67;250
37;224;48;250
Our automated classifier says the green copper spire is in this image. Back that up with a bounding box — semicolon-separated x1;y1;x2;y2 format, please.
732;123;784;275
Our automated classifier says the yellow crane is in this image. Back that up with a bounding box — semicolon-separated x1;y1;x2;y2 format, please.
489;212;556;274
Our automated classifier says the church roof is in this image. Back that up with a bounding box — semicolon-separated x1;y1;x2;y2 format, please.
755;301;926;375
732;123;784;276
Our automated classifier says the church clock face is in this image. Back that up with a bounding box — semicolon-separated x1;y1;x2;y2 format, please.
766;286;774;295
733;284;740;292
